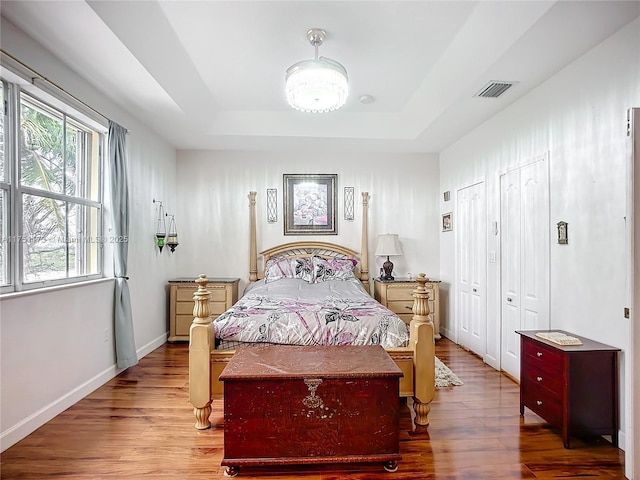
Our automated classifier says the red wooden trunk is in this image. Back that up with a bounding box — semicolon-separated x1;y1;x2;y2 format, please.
219;345;403;476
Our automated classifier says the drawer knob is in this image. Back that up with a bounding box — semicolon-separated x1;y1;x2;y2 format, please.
536;400;543;406
536;352;543;357
507;297;513;302
473;288;477;293
536;376;543;382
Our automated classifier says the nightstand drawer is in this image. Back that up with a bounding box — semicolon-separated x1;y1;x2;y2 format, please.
385;285;414;301
386;300;413;314
176;286;228;303
175;315;194;337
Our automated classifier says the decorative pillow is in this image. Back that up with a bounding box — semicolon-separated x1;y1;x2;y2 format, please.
312;256;357;282
264;257;313;283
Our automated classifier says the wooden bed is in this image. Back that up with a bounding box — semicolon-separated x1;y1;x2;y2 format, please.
188;191;435;429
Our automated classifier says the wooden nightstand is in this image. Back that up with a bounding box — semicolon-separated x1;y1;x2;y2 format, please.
168;277;239;342
374;277;441;340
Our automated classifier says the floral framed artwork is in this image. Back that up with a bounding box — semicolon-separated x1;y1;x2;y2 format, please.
442;212;453;232
283;174;337;235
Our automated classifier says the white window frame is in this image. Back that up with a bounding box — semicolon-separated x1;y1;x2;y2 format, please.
1;60;107;294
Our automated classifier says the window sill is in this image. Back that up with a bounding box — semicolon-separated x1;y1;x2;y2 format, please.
0;277;114;300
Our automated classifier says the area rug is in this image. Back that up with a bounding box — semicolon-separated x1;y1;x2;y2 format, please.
435;356;463;387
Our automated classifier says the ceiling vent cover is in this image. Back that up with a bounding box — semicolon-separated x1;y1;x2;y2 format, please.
474;81;516;98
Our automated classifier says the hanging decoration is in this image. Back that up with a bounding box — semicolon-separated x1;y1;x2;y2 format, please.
153;199;166;252
166;214;179;252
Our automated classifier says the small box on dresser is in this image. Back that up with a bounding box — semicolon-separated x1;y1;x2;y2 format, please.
374;277;441;339
168;277;239;342
517;330;620;449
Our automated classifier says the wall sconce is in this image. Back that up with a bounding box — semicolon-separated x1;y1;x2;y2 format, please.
153;199;166;252
375;233;403;281
344;186;355;221
266;188;277;223
166;214;179;252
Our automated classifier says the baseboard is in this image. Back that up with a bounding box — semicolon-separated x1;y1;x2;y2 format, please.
0;332;168;452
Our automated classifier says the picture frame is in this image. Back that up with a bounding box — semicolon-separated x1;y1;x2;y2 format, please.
442;212;453;232
283;174;337;235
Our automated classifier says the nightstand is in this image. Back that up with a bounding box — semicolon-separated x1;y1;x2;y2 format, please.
168;277;239;342
373;277;440;340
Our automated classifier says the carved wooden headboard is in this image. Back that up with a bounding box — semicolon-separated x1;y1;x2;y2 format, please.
247;191;371;285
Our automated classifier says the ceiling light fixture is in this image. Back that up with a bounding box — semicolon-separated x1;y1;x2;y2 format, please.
285;28;348;113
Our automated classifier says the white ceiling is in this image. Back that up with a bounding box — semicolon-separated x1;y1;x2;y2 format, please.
2;1;638;153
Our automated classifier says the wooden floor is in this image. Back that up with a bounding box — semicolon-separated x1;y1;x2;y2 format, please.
1;338;625;479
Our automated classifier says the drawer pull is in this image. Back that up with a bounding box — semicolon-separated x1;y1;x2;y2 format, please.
536;376;543;382
536;352;543;357
536;400;543;406
405;306;413;310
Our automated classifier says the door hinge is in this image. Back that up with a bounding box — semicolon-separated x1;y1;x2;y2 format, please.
624;307;630;319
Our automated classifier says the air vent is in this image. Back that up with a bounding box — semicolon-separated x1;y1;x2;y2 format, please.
474;81;517;98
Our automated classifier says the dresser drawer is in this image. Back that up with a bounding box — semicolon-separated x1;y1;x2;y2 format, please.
521;361;562;397
521;378;562;425
522;339;563;375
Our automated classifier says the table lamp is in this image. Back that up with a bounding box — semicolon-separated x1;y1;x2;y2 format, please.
375;234;403;281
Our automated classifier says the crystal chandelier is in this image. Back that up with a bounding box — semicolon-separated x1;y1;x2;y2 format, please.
285;28;348;113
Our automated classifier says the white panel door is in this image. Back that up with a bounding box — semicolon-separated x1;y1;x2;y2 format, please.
456;182;487;356
500;158;549;379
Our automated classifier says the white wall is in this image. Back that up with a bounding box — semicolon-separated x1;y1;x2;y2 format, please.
0;18;177;450
439;18;639;451
175;151;440;293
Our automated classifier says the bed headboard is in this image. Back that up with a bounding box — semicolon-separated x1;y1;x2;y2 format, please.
248;191;371;285
257;241;363;281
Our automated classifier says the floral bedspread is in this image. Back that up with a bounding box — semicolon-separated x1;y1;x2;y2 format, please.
213;278;409;348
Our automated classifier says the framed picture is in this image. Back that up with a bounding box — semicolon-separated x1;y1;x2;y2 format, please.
442;212;453;232
284;174;337;235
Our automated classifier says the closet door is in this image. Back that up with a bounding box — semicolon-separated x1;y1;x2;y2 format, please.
500;158;549;379
456;182;487;356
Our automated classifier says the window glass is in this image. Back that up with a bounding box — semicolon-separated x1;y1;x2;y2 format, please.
0;80;5;183
0;189;6;285
21;195;100;282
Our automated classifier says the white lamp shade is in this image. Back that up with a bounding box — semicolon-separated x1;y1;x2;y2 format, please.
375;234;403;256
285;57;349;113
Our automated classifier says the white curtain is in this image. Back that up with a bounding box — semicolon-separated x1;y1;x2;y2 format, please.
109;121;138;369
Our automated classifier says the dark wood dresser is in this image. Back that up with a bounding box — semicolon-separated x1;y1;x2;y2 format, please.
219;345;403;476
517;330;620;448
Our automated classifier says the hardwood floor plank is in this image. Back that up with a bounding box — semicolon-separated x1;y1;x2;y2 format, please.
0;338;626;479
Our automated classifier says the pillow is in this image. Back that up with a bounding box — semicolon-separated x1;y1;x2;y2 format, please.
312;256;357;282
264;257;313;283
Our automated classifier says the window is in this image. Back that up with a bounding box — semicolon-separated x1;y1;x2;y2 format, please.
1;74;105;293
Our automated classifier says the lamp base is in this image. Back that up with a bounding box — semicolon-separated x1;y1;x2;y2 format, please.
380;257;395;281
